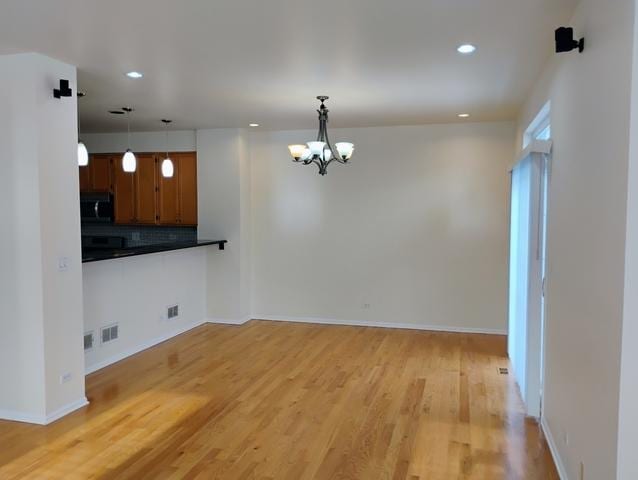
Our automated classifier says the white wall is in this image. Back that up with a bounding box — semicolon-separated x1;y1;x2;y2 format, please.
196;129;251;323
617;1;638;478
0;53;86;423
517;1;635;478
82;130;196;153
249;122;514;332
82;249;208;373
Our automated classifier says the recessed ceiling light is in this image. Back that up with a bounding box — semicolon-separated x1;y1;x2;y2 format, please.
126;71;143;79
457;44;477;54
249;123;260;127
458;113;470;118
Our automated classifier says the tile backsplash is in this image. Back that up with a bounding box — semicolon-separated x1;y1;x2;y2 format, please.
82;224;197;247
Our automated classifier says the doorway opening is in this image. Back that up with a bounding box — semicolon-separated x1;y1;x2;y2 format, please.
508;103;551;417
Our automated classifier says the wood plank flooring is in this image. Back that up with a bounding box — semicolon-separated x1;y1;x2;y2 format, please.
0;320;558;479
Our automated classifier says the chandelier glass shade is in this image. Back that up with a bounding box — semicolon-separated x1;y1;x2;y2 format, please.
287;96;354;175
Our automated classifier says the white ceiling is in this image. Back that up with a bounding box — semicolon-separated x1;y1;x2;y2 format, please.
0;0;578;132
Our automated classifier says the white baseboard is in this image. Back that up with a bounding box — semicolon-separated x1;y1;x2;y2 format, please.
541;415;568;480
85;320;207;375
252;315;506;335
46;397;89;424
0;396;89;425
207;316;251;325
0;408;47;425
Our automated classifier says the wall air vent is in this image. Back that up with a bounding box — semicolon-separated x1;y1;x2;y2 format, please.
84;331;94;351
101;324;119;344
498;367;509;375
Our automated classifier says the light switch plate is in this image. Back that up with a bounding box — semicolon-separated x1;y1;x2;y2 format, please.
58;256;70;271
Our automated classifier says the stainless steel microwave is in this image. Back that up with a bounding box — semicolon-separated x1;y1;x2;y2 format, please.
80;193;114;223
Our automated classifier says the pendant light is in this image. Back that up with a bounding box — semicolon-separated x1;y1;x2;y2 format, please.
122;107;136;173
161;119;174;178
77;92;89;166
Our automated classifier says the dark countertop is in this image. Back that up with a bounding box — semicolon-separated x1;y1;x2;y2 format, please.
82;240;227;263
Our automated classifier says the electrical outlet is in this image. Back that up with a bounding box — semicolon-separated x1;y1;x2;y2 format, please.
60;372;72;384
132;232;141;242
362;303;371;309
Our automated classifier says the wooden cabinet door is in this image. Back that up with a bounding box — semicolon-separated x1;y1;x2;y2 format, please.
113;157;135;224
135;154;158;224
79;166;90;192
158;158;179;225
176;152;198;225
90;155;113;192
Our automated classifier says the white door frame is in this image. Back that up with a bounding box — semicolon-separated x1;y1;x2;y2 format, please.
508;140;552;418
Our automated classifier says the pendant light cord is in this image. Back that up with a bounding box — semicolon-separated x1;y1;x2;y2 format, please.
77;92;85;140
162;119;172;159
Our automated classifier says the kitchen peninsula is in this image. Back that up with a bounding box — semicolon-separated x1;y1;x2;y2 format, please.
79;145;228;375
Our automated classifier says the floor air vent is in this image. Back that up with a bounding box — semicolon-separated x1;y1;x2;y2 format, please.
498;367;509;375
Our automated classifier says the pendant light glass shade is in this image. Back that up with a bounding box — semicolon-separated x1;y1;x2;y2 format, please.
122;149;137;172
161;119;174;177
121;107;136;172
77;141;89;166
77;92;89;166
161;157;174;178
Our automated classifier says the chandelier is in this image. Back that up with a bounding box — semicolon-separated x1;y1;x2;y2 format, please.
288;96;354;176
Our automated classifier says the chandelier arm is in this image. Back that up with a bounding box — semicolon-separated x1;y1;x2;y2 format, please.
312;158;324;173
321;123;340;164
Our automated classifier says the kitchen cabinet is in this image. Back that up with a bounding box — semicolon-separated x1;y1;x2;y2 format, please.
113;158;135;224
79;154;113;192
158;152;198;226
82;151;197;226
79;165;90;191
158;157;179;225
135;154;159;224
176;153;198;225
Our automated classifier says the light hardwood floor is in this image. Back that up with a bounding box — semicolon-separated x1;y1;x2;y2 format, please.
0;320;558;479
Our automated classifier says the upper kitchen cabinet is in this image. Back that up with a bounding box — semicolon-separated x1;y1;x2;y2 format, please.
113;158;135;224
176;152;198;225
158;152;198;226
81;150;197;226
135;154;159;225
79;154;113;192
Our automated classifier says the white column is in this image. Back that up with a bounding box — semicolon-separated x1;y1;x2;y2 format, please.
0;53;87;424
197;128;252;323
